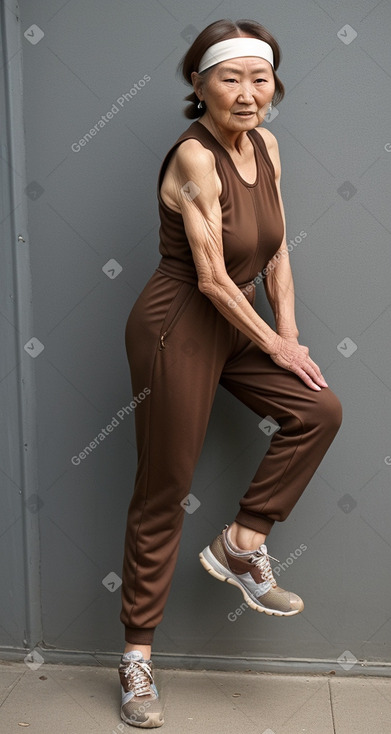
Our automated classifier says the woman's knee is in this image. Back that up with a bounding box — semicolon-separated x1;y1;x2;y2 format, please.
316;387;343;433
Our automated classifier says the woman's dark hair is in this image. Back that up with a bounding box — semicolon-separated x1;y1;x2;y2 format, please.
177;19;285;119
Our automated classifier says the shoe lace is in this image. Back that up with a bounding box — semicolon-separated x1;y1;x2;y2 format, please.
250;547;279;589
124;659;153;697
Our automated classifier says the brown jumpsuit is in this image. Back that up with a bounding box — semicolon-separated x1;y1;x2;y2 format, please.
120;120;342;645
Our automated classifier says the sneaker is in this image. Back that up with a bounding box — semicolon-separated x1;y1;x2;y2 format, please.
118;650;164;728
199;525;304;616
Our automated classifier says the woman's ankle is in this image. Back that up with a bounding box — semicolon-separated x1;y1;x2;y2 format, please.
124;642;152;660
228;521;267;551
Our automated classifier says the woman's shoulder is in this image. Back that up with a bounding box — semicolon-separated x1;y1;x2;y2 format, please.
252;126;280;178
252;125;278;153
159;131;220;212
169;135;216;171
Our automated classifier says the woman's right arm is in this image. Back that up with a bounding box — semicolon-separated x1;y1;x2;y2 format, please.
168;138;324;390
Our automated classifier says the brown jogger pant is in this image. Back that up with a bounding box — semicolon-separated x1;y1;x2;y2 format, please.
120;270;343;644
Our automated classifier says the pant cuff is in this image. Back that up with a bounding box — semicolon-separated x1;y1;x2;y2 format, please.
234;510;275;536
125;626;155;645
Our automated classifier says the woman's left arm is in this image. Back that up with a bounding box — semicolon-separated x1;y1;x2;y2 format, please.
257;129;328;388
258;129;299;341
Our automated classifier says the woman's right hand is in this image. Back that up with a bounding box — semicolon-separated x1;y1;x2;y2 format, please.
269;334;328;392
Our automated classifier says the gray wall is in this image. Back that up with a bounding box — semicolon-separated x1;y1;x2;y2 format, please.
1;0;391;671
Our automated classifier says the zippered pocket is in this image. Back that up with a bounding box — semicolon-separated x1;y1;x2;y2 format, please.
159;282;195;350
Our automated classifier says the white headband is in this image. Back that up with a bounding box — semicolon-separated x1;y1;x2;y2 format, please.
198;37;274;74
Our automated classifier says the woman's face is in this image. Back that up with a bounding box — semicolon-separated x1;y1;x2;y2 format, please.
192;56;275;131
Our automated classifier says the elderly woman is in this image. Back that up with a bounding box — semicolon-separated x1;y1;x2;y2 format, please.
118;18;342;728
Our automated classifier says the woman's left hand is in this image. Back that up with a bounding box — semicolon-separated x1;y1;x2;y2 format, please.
269;334;329;391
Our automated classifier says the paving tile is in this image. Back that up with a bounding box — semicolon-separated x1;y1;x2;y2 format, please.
330;677;391;734
155;670;335;733
0;661;26;707
0;663;117;733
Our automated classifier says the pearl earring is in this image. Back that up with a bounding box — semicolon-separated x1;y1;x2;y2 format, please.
268;103;273;113
197;100;203;109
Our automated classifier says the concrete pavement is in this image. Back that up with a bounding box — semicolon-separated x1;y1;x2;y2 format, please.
1;660;391;733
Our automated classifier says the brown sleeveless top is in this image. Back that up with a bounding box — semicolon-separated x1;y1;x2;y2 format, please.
156;120;284;287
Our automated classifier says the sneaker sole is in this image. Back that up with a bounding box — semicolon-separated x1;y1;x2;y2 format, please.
199;546;303;616
120;710;164;728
